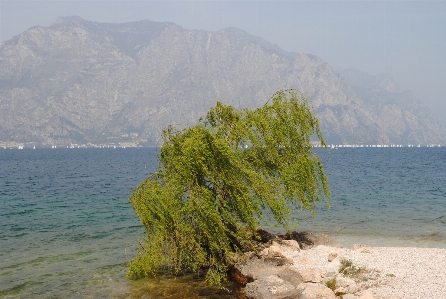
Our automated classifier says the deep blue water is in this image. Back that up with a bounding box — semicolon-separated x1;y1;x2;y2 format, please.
1;147;445;298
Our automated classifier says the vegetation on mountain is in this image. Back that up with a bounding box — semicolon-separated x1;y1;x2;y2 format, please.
127;89;330;285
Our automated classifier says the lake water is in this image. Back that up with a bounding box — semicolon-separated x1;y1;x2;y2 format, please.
1;147;445;298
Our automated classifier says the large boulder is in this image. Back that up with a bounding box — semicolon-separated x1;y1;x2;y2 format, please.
231;239;300;284
245;275;301;299
282;232;342;249
279;267;323;286
305;234;343;249
231;256;291;284
231;232;344;298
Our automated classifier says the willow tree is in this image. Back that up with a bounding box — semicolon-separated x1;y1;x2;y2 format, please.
128;89;330;285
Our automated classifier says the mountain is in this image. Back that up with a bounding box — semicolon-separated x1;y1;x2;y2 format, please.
338;68;446;145
1;16;445;146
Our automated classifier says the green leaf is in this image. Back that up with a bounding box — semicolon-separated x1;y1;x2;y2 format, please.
127;89;330;285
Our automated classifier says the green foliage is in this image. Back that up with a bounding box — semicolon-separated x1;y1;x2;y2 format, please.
339;259;366;279
127;89;330;285
326;277;337;291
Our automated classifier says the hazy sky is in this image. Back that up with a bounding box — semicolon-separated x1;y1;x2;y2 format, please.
1;0;446;121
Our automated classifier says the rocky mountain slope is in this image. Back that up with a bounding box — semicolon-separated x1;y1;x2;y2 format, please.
338;68;445;145
1;16;444;146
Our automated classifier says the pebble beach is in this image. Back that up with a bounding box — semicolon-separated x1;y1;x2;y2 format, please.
340;246;446;298
242;239;446;299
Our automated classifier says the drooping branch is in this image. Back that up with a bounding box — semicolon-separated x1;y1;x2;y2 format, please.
128;89;330;285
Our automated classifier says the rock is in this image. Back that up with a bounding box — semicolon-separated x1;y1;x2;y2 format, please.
279;239;301;251
309;234;343;248
245;275;301;299
259;241;297;266
263;257;294;266
296;283;337;299
278;267;322;286
261;241;300;257
352;244;374;254
336;277;358;294
359;290;376;299
334;287;347;295
235;255;291;282
287;232;342;249
278;268;304;287
336;277;356;288
298;269;323;283
230;265;253;285
255;229;275;243
283;231;314;248
342;294;357;299
226;251;253;265
261;246;287;258
327;252;338;262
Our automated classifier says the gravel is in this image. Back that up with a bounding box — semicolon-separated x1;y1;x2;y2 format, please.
341;247;446;299
287;245;446;299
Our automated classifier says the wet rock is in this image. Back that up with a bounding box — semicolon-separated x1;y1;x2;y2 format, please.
283;232;342;249
308;234;343;249
230;265;254;285
282;231;314;248
255;229;275;243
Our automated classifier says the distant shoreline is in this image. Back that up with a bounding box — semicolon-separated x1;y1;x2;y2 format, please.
1;144;443;149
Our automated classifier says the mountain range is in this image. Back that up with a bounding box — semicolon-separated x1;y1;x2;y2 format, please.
1;16;445;146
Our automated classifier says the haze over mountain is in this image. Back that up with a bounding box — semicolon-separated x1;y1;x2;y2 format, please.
1;17;445;146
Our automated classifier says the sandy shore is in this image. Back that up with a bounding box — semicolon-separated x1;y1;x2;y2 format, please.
288;245;446;298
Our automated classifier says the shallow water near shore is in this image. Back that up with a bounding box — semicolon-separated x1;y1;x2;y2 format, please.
1;147;445;298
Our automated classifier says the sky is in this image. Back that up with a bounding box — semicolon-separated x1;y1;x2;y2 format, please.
1;0;446;121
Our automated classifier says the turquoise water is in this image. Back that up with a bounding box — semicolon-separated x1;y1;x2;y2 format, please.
294;148;446;248
1;147;445;298
1;148;156;298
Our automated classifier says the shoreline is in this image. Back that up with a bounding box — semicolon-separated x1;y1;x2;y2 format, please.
237;235;446;299
327;232;446;250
